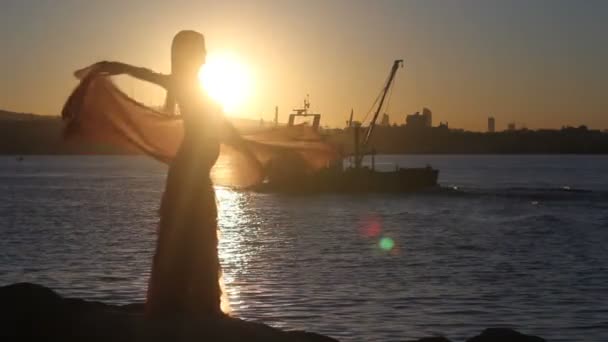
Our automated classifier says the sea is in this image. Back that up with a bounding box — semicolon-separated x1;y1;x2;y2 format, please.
1;155;607;341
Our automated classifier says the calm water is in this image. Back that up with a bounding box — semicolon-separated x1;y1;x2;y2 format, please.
1;155;607;341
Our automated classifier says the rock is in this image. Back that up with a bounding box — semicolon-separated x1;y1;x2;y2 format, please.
0;282;338;342
0;283;549;342
466;328;546;342
413;337;452;342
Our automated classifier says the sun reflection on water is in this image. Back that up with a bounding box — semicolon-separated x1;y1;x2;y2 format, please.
215;187;254;314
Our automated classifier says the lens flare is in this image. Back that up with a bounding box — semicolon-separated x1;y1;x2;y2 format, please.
379;237;395;251
359;214;382;237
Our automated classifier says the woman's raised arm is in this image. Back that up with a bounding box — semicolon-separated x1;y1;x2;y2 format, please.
79;61;170;89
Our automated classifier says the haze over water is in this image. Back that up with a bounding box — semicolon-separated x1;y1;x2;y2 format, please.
1;155;606;341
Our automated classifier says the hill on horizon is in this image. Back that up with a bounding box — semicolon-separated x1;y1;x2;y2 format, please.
0;109;269;130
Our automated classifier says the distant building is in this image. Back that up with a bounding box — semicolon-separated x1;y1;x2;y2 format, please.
406;112;425;128
406;108;432;129
488;117;495;133
380;113;390;126
507;122;516;131
422;107;432;127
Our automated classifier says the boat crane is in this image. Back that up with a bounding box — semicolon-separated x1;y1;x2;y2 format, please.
353;59;403;169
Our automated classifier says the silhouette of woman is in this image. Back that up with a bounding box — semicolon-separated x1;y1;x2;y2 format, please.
90;30;240;317
64;29;337;318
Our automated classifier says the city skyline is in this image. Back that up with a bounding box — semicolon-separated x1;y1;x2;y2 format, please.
1;0;607;131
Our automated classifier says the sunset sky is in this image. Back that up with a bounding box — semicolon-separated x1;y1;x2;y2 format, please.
1;0;607;131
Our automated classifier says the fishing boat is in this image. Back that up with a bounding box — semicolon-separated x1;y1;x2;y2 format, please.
253;59;439;194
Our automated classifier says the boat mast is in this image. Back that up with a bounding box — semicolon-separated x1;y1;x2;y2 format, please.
354;59;403;168
363;59;403;147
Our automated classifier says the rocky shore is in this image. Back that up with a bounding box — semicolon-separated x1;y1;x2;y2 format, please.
1;283;546;341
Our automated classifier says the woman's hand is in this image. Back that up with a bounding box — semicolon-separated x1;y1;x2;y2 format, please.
73;61;169;89
74;61;127;79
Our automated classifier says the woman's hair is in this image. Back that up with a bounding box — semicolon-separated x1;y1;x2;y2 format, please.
164;30;206;114
171;30;206;72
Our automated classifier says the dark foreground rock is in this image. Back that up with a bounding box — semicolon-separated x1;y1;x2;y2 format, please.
465;328;546;342
1;283;546;342
0;283;336;342
410;328;547;342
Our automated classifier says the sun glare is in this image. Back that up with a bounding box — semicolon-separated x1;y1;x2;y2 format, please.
199;52;252;114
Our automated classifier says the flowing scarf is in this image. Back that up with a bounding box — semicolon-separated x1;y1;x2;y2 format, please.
61;71;338;188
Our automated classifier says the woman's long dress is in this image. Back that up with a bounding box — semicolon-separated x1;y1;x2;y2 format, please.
145;88;223;317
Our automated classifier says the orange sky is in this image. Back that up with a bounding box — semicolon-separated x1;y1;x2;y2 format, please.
1;0;607;131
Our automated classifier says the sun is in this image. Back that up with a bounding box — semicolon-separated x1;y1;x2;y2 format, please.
199;52;252;114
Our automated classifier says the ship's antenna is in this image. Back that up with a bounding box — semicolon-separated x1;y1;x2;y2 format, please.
304;94;310;114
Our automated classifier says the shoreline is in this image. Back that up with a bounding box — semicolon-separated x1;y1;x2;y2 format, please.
1;282;546;342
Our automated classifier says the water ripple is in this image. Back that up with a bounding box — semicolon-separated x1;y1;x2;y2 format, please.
1;156;607;341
